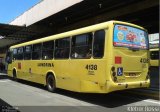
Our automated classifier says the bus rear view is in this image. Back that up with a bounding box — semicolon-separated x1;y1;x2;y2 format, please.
107;22;150;93
6;20;150;94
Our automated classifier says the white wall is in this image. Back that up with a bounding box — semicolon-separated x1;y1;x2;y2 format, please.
10;0;83;26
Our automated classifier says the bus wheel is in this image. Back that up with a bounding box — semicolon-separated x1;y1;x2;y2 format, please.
46;74;56;92
13;70;17;81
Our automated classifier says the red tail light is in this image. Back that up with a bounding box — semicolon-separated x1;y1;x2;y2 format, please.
115;56;122;64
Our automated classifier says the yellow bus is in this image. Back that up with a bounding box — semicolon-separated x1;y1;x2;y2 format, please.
6;21;150;93
150;48;159;67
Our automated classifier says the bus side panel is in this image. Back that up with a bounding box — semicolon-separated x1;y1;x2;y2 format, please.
68;59;107;93
53;60;81;92
17;60;28;80
25;60;45;85
7;63;13;77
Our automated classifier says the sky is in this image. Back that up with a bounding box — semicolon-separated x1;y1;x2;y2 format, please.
0;0;41;24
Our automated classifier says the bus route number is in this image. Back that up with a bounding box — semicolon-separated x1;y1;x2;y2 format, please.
85;64;97;70
140;58;149;63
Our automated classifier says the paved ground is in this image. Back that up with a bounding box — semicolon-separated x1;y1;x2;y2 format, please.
150;67;159;89
0;74;159;112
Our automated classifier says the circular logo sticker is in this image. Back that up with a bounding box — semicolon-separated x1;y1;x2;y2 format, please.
117;31;124;41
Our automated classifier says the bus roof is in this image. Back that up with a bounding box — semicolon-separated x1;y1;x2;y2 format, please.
10;20;146;49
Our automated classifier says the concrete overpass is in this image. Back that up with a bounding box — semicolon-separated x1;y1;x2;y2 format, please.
0;0;159;52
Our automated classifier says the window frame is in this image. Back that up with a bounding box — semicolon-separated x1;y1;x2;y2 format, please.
32;43;42;60
54;37;70;59
24;45;32;60
13;48;18;60
42;41;54;60
93;29;105;59
17;47;24;60
71;32;93;59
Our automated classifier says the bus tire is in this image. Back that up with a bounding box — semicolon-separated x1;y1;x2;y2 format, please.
46;74;56;92
13;69;17;81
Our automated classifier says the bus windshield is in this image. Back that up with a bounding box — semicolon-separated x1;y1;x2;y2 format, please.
113;24;148;49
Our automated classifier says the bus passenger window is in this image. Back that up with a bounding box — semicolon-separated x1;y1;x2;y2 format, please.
150;51;159;60
24;45;32;60
32;43;42;60
13;48;18;60
71;33;92;59
54;38;70;59
93;30;105;58
17;47;24;60
42;41;54;60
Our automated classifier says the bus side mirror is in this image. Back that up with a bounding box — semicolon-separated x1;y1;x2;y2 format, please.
7;58;12;64
5;51;12;64
5;56;12;64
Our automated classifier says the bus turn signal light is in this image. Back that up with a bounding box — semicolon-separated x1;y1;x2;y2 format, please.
115;56;122;64
112;72;116;76
111;66;115;71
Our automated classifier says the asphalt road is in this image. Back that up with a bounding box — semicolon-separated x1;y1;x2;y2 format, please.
0;75;159;112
